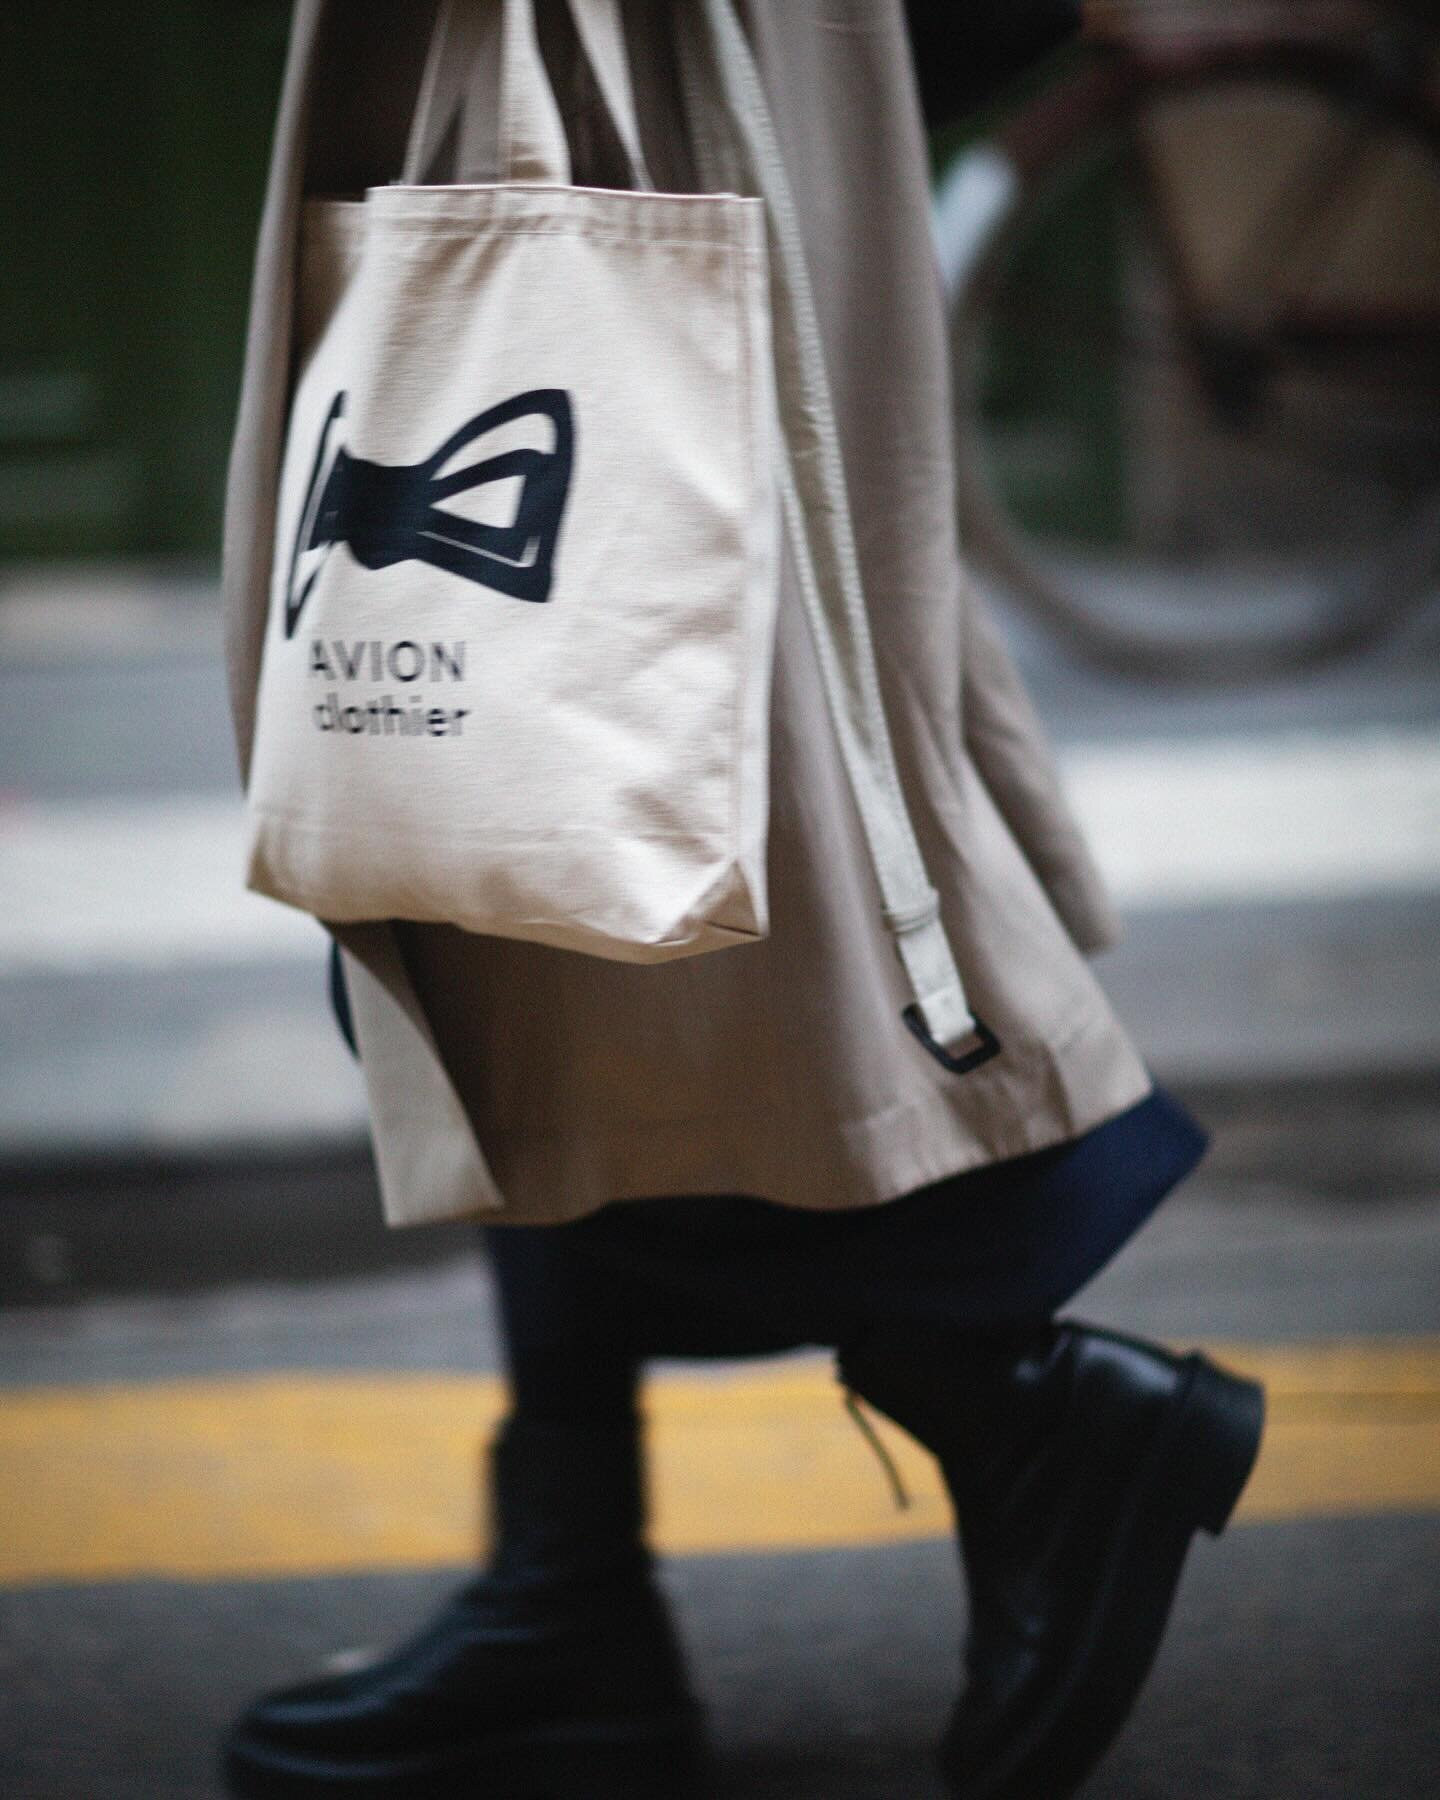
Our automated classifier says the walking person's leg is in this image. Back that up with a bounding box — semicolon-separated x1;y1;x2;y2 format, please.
554;1093;1265;1800
233;951;1263;1800
223;952;730;1797
223;1218;713;1799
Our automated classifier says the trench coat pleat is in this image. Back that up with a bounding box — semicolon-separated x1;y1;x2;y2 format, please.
223;0;1151;1228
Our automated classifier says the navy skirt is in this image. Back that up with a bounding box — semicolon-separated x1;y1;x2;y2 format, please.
484;1086;1207;1360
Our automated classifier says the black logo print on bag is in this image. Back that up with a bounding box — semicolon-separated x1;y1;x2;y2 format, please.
284;388;575;637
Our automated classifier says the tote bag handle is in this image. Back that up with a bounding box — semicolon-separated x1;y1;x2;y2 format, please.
404;0;653;191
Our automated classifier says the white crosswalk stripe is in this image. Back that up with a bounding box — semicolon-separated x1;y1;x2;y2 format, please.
1062;730;1440;910
1;730;1437;977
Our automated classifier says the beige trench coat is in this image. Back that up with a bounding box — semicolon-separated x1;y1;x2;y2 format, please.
224;0;1152;1228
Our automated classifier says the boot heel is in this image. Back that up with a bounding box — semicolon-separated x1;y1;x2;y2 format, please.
1173;1356;1265;1538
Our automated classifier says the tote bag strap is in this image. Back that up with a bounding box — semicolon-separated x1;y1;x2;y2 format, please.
693;0;994;1069
404;0;652;190
405;0;569;185
564;0;655;189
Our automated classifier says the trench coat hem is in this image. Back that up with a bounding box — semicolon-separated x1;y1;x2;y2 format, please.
416;1008;1154;1228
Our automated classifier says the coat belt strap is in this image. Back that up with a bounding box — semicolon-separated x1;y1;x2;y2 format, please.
697;0;996;1069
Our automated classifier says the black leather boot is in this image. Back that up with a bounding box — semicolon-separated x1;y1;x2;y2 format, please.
838;1321;1264;1800
222;1415;706;1799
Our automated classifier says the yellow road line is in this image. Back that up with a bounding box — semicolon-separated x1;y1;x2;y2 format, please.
2;1338;1438;1588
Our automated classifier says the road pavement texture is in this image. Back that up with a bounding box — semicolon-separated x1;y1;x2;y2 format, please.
1;569;1437;1795
3;1117;1439;1799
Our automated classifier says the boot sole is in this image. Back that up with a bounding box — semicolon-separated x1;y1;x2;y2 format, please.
223;1709;709;1800
941;1353;1265;1800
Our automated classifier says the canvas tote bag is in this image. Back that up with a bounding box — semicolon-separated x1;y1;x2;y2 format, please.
245;0;778;962
244;0;996;1069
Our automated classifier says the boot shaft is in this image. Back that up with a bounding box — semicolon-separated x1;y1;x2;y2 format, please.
488;1412;651;1592
838;1322;1070;1493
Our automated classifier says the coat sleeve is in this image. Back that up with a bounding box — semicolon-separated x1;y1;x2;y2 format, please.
903;0;1083;128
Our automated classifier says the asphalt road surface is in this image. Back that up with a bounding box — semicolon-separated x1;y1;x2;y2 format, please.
3;1090;1438;1800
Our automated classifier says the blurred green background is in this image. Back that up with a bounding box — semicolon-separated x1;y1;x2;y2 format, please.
0;3;289;563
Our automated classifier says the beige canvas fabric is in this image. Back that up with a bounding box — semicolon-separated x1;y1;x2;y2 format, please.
248;0;988;1060
245;0;781;963
224;0;1152;1229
